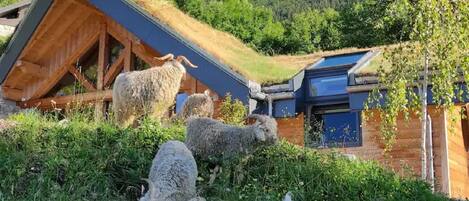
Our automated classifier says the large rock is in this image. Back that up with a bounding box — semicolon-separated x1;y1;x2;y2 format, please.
0;89;19;119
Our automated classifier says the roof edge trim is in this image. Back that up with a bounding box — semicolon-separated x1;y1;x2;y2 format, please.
0;0;53;84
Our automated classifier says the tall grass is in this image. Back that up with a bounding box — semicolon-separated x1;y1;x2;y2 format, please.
0;110;450;201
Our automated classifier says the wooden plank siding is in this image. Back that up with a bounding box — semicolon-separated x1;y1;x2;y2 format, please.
276;114;305;146
320;107;448;194
446;106;469;198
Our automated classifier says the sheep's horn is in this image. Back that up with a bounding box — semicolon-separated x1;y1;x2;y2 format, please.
176;55;198;68
154;54;175;61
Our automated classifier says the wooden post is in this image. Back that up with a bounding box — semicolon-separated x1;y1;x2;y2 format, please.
96;23;109;120
124;39;132;72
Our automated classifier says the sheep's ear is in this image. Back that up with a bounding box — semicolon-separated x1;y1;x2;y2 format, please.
255;130;266;142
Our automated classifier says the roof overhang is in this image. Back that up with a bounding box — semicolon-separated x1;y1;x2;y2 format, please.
0;0;257;104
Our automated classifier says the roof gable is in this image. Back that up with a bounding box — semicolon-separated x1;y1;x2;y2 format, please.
0;0;254;103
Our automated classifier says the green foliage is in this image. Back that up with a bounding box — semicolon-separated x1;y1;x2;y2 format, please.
0;0;19;7
366;0;469;150
340;0;412;47
174;0;412;55
0;35;11;55
0;110;449;200
0;110;185;201
218;94;247;126
198;142;448;201
175;0;285;54
285;8;342;53
250;0;360;21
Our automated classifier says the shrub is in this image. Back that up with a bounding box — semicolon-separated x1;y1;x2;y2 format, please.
197;142;449;201
0;110;449;201
0;110;184;201
217;94;247;126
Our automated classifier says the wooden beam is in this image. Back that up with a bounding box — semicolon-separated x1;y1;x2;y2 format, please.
15;60;45;78
2;87;24;101
30;31;100;99
19;90;113;110
97;25;109;90
33;10;92;62
68;65;97;92
103;52;125;87
70;0;103;16
124;40;132;72
96;23;109;120
20;1;70;58
132;42;161;66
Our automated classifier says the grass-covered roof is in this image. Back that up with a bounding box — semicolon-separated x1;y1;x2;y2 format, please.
134;0;382;84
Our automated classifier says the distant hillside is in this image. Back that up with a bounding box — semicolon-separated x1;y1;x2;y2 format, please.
250;0;362;20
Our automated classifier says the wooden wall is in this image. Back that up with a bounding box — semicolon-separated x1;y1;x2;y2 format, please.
446;106;469;198
338;107;448;194
276;114;305;146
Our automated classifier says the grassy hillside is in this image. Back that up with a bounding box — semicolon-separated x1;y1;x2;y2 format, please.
0;110;450;201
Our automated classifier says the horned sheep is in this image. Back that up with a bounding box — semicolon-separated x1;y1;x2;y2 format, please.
177;90;214;121
185;114;278;161
112;54;197;127
139;140;204;201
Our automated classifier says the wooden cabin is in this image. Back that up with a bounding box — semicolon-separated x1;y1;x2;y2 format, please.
0;0;469;199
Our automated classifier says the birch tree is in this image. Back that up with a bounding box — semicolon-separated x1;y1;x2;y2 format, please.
366;0;469;185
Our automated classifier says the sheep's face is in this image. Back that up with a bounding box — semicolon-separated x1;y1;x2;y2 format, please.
260;117;278;145
251;115;278;145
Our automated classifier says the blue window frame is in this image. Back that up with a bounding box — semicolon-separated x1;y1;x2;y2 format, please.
313;52;367;69
175;93;189;113
306;110;361;148
309;75;348;97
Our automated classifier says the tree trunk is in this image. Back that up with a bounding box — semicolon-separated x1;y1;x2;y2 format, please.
421;51;429;181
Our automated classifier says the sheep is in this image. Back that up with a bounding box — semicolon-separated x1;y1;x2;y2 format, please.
112;54;198;127
185;114;278;161
176;90;214;122
139;140;201;201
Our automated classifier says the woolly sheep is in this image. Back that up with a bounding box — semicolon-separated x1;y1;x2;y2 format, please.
139;141;200;201
113;54;197;127
185;114;278;161
177;90;214;121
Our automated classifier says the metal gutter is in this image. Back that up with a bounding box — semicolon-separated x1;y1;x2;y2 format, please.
0;0;53;84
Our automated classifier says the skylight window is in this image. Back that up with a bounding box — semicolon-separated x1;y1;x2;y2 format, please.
309;75;348;97
312;52;367;69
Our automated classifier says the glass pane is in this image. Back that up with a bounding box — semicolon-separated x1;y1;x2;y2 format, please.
309;75;347;97
313;52;366;69
322;112;360;145
176;93;189;113
306;111;361;147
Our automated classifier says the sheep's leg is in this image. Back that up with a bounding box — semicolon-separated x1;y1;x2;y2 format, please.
208;165;221;186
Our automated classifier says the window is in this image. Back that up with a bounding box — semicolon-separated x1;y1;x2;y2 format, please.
309;75;348;97
306;109;361;148
175;93;189;114
312;52;367;69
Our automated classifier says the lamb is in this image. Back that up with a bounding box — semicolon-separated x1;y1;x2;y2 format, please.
177;90;214;121
185;114;278;161
113;54;198;127
140;140;203;201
